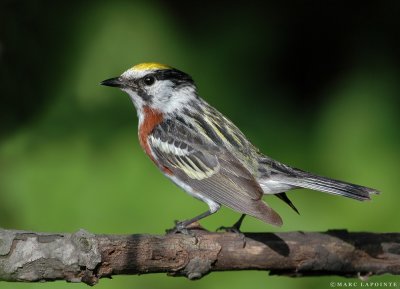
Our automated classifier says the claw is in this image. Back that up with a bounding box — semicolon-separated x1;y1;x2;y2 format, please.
217;214;246;233
165;221;189;235
165;221;205;236
216;225;242;234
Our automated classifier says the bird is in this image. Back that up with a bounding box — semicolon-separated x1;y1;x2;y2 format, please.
101;62;379;232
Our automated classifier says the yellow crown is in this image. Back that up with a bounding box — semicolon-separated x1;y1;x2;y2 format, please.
131;62;171;71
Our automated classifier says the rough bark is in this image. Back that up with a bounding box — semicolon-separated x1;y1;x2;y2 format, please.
1;228;399;286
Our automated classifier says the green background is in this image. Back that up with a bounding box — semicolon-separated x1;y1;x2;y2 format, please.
1;1;399;288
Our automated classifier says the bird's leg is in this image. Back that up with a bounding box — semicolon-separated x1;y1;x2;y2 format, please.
217;214;246;233
166;210;214;235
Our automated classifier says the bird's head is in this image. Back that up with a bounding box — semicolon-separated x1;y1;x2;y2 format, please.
101;63;197;116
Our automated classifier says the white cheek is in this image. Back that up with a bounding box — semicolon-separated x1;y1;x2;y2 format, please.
165;86;197;114
122;88;144;119
149;81;172;100
152;85;197;114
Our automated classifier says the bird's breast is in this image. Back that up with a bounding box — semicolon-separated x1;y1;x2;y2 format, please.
138;106;163;154
138;106;173;175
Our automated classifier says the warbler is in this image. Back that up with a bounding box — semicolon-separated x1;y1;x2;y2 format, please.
101;62;379;231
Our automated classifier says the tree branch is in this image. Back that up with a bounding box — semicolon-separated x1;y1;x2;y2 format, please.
1;228;399;285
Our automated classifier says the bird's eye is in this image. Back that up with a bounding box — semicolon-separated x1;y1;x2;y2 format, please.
143;76;155;86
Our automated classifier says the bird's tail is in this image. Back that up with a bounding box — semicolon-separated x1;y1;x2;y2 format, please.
284;170;379;200
260;159;380;201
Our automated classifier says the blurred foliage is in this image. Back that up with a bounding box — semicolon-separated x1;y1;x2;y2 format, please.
1;0;399;288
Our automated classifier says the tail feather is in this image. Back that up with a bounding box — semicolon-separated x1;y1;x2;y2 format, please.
259;158;380;201
283;169;380;201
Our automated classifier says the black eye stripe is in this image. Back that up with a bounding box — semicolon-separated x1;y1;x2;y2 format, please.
156;69;193;83
135;68;195;98
137;69;193;85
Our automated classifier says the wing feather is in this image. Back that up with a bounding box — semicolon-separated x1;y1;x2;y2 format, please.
148;120;282;226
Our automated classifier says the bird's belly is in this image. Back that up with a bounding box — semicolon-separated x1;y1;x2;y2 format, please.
165;174;220;213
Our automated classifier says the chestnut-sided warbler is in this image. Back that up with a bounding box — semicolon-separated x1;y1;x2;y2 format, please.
101;62;379;232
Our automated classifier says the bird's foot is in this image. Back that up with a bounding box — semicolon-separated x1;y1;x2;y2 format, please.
216;225;242;234
216;214;245;233
165;221;191;235
165;220;206;236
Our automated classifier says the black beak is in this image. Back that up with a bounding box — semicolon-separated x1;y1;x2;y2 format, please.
100;77;124;88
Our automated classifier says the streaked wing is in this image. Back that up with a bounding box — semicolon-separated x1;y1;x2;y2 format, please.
148;119;282;226
149;130;219;180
